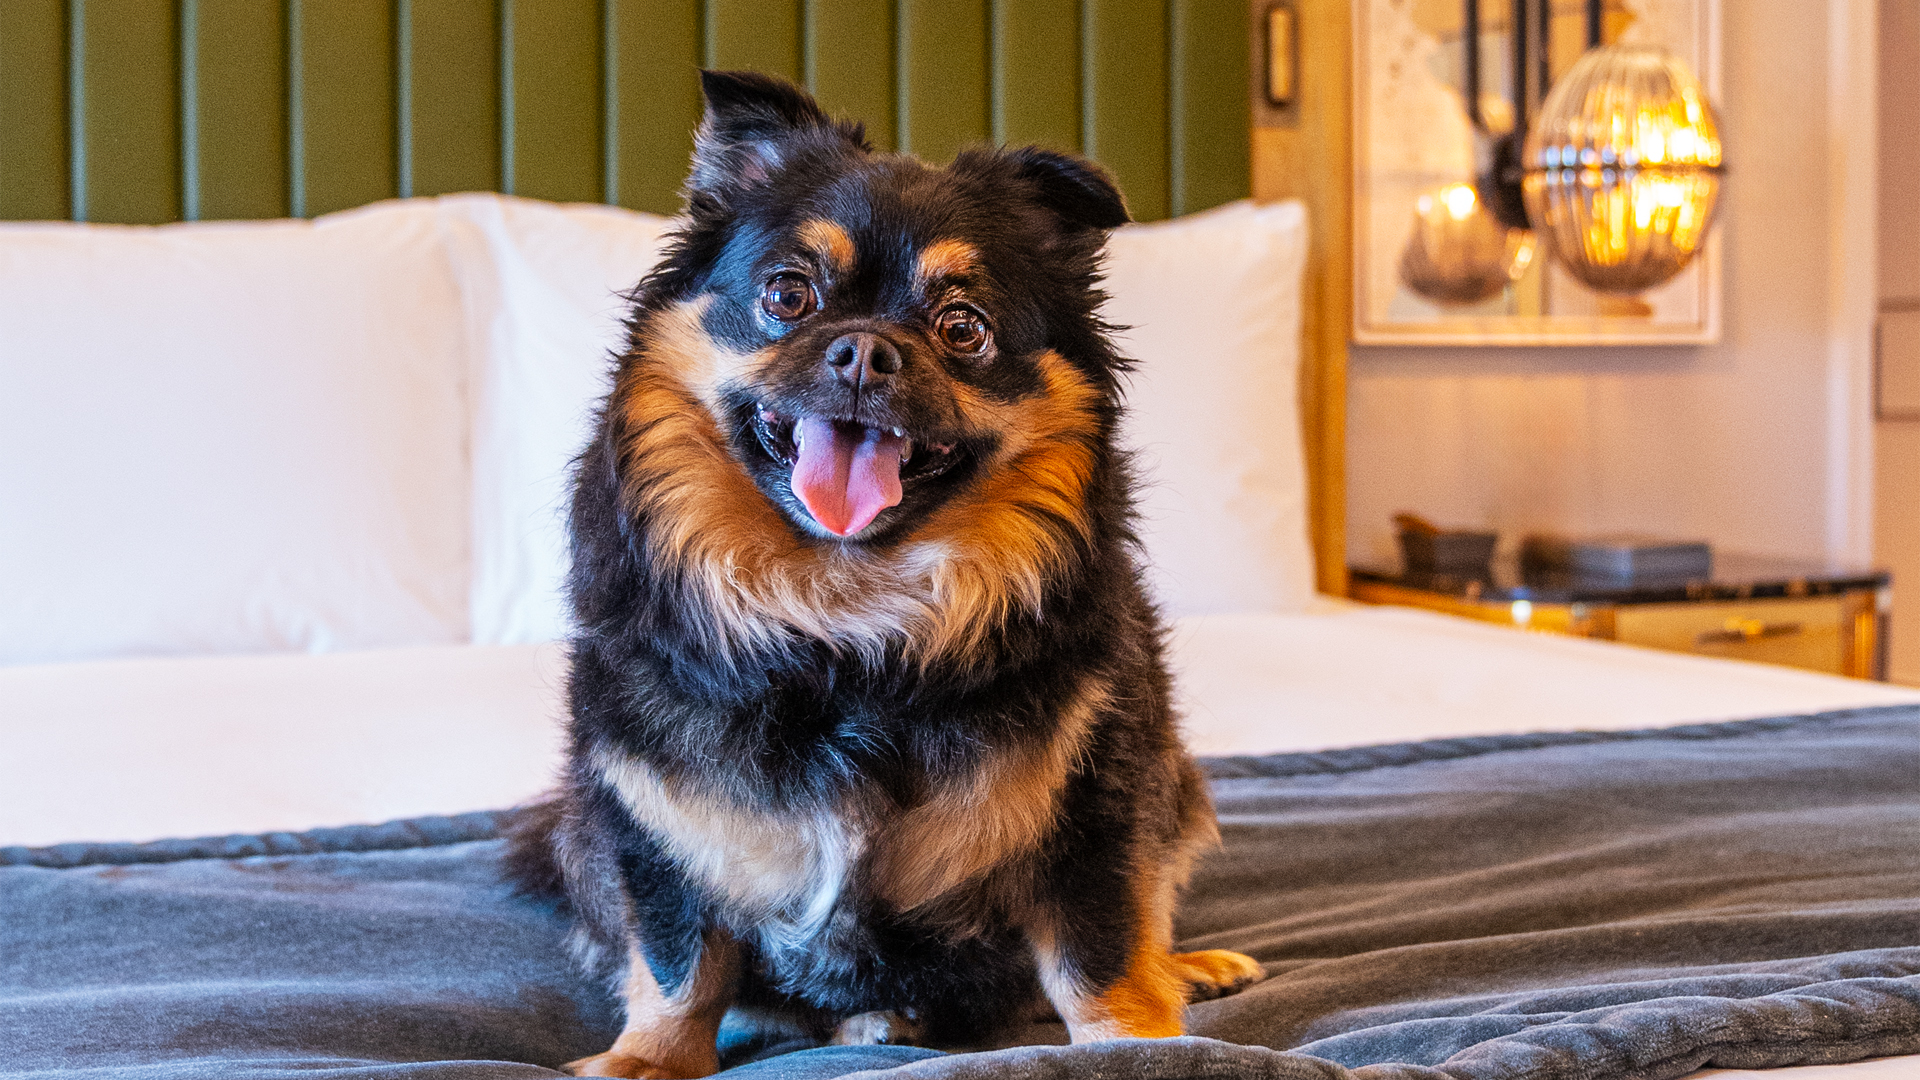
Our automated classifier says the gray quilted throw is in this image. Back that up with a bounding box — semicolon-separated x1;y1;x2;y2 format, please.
4;707;1917;1079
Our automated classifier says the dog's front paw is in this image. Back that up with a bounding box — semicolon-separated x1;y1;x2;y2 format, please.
830;1010;925;1046
563;1050;713;1079
1172;949;1267;1002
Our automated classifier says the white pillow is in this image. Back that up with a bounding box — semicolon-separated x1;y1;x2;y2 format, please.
1107;200;1315;615
0;202;474;664
442;195;672;645
458;197;1313;643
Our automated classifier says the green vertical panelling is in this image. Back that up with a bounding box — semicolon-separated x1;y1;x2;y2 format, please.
0;0;1240;223
0;0;69;219
79;0;179;223
707;0;800;78
1169;0;1245;215
507;0;600;203
192;0;286;219
992;0;1078;151
899;0;987;161
294;0;395;216
408;0;498;196
606;0;700;214
806;0;894;151
1083;0;1167;219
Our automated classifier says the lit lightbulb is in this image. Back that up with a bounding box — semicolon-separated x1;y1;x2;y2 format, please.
1399;182;1537;306
1521;44;1724;294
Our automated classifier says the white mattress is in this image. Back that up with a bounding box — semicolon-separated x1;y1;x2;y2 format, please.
5;603;1917;849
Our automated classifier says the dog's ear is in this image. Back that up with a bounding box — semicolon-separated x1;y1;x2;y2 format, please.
692;70;864;199
1009;147;1131;232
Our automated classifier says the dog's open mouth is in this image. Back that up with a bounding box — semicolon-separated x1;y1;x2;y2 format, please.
754;405;961;537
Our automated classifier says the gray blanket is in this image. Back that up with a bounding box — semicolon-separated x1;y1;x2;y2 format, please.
4;707;1917;1079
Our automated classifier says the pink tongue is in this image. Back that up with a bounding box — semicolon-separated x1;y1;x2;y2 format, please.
790;417;907;537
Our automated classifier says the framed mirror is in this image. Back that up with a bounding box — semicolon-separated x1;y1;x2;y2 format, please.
1353;0;1721;345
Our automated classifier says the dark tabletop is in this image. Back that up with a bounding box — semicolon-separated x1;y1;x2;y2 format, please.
1350;551;1890;605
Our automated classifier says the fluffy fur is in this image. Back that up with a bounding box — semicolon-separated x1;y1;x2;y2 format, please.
507;70;1263;1079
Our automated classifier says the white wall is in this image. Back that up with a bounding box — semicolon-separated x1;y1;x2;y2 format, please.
1345;0;1877;572
1876;0;1920;684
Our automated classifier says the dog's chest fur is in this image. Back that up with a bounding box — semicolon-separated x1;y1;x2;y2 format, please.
594;711;1084;956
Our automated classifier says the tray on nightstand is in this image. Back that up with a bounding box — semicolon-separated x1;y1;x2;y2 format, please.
1348;554;1892;680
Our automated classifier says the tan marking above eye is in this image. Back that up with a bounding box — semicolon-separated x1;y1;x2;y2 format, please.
796;219;856;275
915;239;980;288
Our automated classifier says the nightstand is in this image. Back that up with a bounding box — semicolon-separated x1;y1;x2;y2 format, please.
1349;554;1892;680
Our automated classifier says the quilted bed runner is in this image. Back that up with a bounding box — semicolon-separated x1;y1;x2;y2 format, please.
4;707;1917;1078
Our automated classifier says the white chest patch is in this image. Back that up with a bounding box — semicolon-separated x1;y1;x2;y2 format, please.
594;751;862;945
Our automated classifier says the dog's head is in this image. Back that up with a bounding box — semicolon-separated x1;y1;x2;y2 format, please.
635;70;1130;546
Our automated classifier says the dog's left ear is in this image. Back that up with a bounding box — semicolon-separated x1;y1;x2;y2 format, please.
692;70;865;200
1009;147;1131;232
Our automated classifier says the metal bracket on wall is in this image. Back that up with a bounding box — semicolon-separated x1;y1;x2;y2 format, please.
1265;1;1298;107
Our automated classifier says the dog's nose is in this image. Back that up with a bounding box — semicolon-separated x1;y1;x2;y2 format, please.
825;332;902;388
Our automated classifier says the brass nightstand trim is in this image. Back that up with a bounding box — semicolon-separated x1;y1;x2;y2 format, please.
1349;578;1889;681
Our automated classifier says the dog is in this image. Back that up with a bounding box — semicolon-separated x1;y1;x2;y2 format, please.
507;70;1265;1079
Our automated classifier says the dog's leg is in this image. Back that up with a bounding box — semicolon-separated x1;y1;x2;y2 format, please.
566;931;740;1079
1027;865;1188;1042
1028;864;1265;1042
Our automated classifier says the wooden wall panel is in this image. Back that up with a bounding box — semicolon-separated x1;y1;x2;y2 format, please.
293;0;396;217
190;0;287;220
898;0;989;161
607;0;702;212
77;0;179;223
1251;0;1349;594
992;0;1079;151
505;0;601;202
0;0;1249;223
807;0;895;151
0;0;70;219
405;0;499;197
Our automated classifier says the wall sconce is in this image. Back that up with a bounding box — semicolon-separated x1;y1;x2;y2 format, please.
1522;45;1724;294
1403;0;1725;301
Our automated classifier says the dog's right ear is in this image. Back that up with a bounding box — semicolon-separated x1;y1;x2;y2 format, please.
691;70;865;200
1008;147;1130;232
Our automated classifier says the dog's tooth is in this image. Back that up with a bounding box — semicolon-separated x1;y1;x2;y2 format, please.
899;438;913;463
890;427;905;438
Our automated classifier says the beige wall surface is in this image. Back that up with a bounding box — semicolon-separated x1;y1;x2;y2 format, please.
1310;0;1866;570
1877;0;1919;684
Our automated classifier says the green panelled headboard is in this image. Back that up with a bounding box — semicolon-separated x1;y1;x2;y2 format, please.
0;0;1249;225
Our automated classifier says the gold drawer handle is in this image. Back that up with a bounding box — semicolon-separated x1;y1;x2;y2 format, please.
1696;618;1804;645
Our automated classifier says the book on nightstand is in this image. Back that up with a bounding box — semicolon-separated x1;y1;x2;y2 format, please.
1521;534;1714;581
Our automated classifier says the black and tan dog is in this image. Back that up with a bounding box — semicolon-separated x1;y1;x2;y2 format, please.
508;70;1264;1079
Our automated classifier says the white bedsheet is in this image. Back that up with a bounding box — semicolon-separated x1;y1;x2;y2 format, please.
1170;603;1920;756
5;604;1916;848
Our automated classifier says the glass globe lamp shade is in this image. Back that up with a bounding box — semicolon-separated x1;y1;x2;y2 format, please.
1399;183;1537;306
1521;44;1724;295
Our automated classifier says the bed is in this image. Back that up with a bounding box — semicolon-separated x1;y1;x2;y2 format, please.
2;7;1917;1079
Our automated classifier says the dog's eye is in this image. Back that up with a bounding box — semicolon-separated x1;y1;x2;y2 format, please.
936;307;990;353
761;273;816;321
